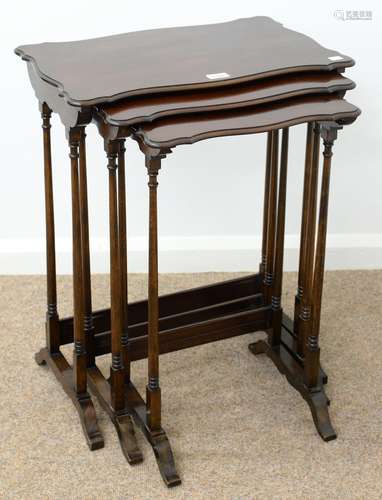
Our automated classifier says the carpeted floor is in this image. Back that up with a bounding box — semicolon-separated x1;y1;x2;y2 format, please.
0;271;381;499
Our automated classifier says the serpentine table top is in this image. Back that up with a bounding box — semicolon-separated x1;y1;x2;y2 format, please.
15;16;355;130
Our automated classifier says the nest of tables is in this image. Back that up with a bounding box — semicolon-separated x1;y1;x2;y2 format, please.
16;16;360;487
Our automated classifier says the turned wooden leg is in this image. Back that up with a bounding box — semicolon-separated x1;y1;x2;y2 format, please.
105;140;125;412
249;122;337;442
294;123;315;355
40;103;60;355
263;129;279;305
41;126;103;451
35;123;104;451
304;122;340;388
270;128;289;347
145;155;161;431
121;151;180;486
69;128;87;395
298;123;320;360
79;129;95;367
117;139;130;382
260;132;272;275
87;139;143;464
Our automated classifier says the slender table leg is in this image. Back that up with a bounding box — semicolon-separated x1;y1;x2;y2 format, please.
38;103;60;355
36;126;104;451
36;117;104;450
121;152;181;487
270;128;289;347
106;140;126;411
304;122;340;388
89;146;177;481
78;130;95;367
99;139;143;464
145;155;161;431
294;123;314;354
298;124;320;357
249;123;338;442
263;129;279;305
68;128;88;397
260;132;272;275
117;139;130;382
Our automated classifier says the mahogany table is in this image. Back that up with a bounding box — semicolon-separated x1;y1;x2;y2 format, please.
15;17;360;487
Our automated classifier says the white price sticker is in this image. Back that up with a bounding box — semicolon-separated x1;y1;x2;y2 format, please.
328;55;344;61
206;72;231;80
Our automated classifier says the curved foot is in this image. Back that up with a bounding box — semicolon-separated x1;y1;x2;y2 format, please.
307;390;337;442
125;382;181;487
115;413;144;464
35;348;47;366
248;337;337;442
37;348;105;451
77;395;105;450
151;431;181;487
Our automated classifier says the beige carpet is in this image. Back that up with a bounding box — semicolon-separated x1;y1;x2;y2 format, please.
1;271;381;499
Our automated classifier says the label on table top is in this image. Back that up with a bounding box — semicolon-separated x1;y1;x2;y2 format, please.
328;55;344;61
206;72;231;80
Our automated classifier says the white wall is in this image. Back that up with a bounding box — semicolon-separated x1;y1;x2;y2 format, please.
1;0;381;273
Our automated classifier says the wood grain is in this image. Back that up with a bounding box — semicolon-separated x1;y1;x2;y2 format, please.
15;17;354;105
98;72;354;126
131;95;360;148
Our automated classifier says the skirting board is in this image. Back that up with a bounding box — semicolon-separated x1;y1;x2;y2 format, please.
0;234;381;274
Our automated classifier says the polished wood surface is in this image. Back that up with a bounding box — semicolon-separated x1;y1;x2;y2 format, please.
99;72;354;126
131;95;360;148
41;104;60;354
15;17;354;106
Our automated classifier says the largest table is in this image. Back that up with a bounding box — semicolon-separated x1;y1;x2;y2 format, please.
16;17;360;487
